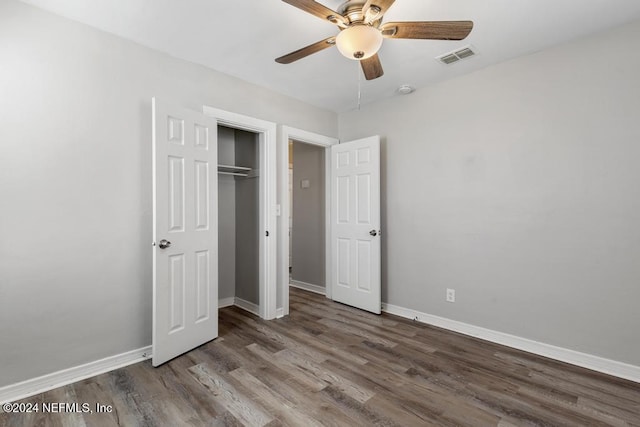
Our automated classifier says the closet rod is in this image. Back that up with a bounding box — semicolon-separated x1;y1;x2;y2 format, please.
218;171;249;177
218;164;251;171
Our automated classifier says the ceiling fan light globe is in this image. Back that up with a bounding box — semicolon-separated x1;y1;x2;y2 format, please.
335;25;383;60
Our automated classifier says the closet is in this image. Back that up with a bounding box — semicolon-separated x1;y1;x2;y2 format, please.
217;125;260;312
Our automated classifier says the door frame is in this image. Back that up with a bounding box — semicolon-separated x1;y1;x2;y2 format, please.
279;126;338;316
203;105;277;320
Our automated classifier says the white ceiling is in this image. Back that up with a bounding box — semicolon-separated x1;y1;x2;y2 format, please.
19;0;640;113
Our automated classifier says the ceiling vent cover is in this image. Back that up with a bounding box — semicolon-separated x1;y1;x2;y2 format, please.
436;45;476;65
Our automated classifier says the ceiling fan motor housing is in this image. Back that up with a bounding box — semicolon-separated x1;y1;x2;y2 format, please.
338;0;383;26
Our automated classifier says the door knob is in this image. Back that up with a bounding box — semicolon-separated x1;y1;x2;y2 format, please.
369;230;377;237
158;239;172;249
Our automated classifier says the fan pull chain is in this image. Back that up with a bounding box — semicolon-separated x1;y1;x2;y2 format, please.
357;61;362;111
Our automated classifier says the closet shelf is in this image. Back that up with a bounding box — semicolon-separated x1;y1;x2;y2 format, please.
218;164;254;178
218;171;248;177
218;164;251;172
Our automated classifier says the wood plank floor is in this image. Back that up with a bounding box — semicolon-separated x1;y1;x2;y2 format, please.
2;288;639;426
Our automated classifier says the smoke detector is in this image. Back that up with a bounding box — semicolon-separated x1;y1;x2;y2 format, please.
397;84;415;95
436;45;477;65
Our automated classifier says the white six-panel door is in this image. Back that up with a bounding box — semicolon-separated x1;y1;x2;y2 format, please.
152;98;219;366
330;136;381;314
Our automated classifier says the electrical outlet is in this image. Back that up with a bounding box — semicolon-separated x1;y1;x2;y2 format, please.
446;288;456;303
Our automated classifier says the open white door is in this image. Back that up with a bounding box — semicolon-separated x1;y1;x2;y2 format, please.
152;98;218;366
330;136;381;314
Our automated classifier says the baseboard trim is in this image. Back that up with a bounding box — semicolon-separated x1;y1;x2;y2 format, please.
275;307;284;318
290;280;325;295
0;346;152;404
382;303;640;384
234;297;259;316
218;297;235;308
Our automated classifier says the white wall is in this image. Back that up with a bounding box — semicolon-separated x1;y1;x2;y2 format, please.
0;0;336;387
339;20;640;366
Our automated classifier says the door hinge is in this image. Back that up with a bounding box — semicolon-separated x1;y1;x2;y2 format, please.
265;231;269;237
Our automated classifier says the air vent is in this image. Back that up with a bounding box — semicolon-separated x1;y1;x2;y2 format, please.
439;54;459;65
436;45;476;65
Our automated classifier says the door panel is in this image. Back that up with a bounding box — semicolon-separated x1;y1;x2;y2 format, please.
195;161;210;230
168;254;185;332
168;156;185;232
330;136;381;314
153;98;219;366
195;249;211;322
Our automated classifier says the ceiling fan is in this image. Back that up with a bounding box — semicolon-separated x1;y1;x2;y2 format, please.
276;0;473;80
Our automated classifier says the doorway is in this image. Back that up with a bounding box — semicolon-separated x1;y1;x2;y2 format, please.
218;125;261;315
204;105;277;320
278;127;338;316
278;130;382;316
289;140;326;295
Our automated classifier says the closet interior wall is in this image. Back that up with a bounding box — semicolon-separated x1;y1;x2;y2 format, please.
218;125;260;307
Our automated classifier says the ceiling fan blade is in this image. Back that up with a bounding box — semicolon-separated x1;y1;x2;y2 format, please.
275;36;337;64
360;54;384;80
282;0;347;26
362;0;396;23
380;21;473;40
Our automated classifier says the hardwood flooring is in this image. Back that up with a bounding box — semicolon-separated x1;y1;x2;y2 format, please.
2;288;639;426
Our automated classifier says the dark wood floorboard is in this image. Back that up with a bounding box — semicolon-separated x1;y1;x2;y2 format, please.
2;288;639;426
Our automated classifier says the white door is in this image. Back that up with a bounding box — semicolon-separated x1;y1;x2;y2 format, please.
152;98;218;366
330;136;381;314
